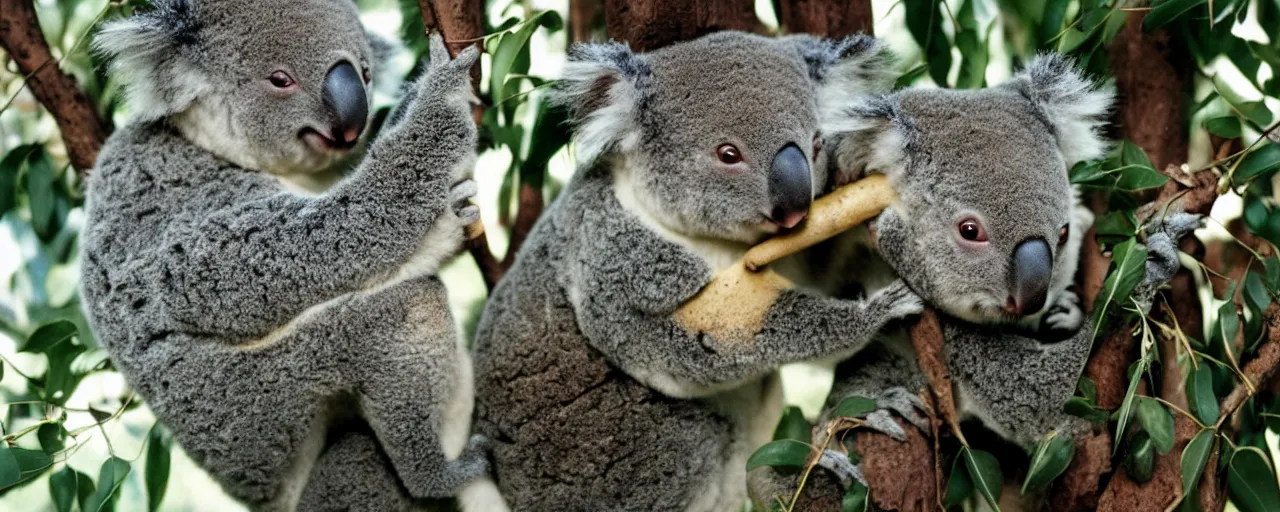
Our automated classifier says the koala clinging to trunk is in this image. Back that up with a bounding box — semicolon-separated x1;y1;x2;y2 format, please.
82;1;487;509
470;32;922;512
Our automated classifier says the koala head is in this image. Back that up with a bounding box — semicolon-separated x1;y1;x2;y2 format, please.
95;0;392;175
554;32;895;244
826;54;1112;324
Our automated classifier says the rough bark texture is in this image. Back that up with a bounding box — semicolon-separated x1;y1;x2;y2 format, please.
570;0;602;43
856;422;937;512
603;0;763;51
1107;14;1191;172
0;0;109;174
778;0;874;37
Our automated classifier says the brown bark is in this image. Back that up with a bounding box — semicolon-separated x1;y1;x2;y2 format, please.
603;0;763;51
0;0;109;174
777;0;874;37
570;0;602;43
856;420;936;512
1107;14;1191;172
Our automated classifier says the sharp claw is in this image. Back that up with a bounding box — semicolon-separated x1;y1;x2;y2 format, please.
863;410;906;441
817;449;866;488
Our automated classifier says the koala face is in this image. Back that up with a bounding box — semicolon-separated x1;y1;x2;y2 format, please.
880;88;1075;323
556;32;895;244
96;0;379;175
827;54;1111;325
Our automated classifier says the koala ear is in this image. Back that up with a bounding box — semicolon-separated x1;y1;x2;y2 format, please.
552;41;652;165
93;0;208;122
823;96;913;187
1012;53;1114;165
788;35;896;125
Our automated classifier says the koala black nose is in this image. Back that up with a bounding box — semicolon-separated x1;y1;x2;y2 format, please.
767;144;812;229
1007;238;1052;315
322;61;369;147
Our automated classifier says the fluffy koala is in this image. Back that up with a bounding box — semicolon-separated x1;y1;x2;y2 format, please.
469;32;922;512
81;1;487;509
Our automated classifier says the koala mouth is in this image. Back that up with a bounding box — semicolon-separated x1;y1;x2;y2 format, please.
300;127;358;153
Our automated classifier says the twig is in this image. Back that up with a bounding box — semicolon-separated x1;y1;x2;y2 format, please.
1216;303;1280;428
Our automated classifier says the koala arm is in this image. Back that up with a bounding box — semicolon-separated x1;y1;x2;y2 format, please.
158;48;479;342
570;207;921;398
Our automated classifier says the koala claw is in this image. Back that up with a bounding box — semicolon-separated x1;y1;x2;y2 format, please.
863;410;907;441
875;387;929;432
817;448;867;488
449;179;479;204
872;281;925;320
1041;291;1084;335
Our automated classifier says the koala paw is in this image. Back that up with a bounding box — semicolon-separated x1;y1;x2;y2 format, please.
817;448;867;488
455;434;492;480
869;280;925;321
857;387;929;442
1040;290;1084;337
448;179;481;225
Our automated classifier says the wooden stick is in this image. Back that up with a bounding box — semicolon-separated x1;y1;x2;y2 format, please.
744;174;895;271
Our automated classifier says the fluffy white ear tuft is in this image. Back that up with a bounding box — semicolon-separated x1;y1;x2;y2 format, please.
789;35;897;129
92;0;209;122
823;96;911;187
1015;53;1114;165
552;42;650;166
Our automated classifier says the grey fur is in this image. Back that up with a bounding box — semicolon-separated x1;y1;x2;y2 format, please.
472;32;919;512
297;430;417;512
82;4;486;509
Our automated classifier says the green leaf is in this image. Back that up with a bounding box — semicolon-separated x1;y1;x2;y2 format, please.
1137;397;1175;454
25;148;58;241
146;423;173;512
964;448;1003;510
1126;432;1156;482
944;454;974;508
1064;397;1110;423
1069;161;1106;184
1186;360;1219;425
746;439;811;472
488;10;562;114
1115;166;1170;190
21;320;77;353
842;480;869;512
0;447;20;489
45;341;87;406
832;396;878;419
49;467;90;512
1093;211;1138;237
1181;428;1215;501
1143;0;1208;31
1204;116;1243;139
773;406;812;443
1237;144;1280;182
38;423;66;454
1216;301;1240;350
0;146;33;217
1078;376;1098;404
1022;432;1076;494
1227;446;1280;512
903;0;952;86
1058;27;1089;53
1114;358;1148;454
1091;237;1147;342
895;64;929;89
1120;140;1155;170
1214;75;1274;127
83;457;131;512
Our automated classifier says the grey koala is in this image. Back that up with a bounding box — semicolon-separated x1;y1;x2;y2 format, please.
81;1;487;509
469;32;923;512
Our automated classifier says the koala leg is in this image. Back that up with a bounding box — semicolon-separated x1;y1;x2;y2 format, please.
297;430;416;512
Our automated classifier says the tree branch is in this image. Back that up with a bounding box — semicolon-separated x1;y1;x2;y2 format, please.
777;0;875;37
0;0;109;173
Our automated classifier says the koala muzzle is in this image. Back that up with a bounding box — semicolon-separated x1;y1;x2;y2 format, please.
1008;238;1052;315
322;61;369;147
767;144;812;229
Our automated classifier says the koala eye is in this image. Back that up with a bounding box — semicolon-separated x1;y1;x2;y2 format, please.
268;71;296;89
958;218;988;243
811;137;822;163
362;66;372;84
716;144;743;165
1058;224;1070;246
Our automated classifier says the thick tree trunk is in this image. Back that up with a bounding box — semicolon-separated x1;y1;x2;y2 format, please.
778;0;875;37
603;0;762;51
0;0;109;174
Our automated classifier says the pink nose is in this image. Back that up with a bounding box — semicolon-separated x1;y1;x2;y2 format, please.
777;210;807;229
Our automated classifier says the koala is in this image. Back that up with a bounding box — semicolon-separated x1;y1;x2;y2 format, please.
469;32;923;512
81;1;488;509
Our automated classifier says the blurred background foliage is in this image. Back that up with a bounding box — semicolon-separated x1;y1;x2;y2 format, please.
0;0;1277;510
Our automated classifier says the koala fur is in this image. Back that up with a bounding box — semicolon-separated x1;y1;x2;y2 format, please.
81;2;486;509
470;32;921;512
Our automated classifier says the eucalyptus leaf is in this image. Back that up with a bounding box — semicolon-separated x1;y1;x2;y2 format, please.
1137;397;1175;454
83;457;131;512
1091;238;1147;342
842;481;869;512
1126;432;1156;482
48;467;87;512
1143;0;1207;31
1204;116;1243;138
1227;446;1280;512
38;423;66;454
1064;397;1110;423
746;439;810;472
944;454;974;508
1186;360;1219;425
1022;432;1075;494
1181;428;1215;500
1114;358;1148;454
0;447;20;489
773;406;811;443
1069;161;1106;184
1237;144;1280;181
832;396;878;419
21;320;77;353
963;448;1003;510
146;423;173;512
